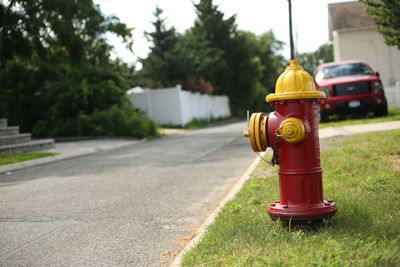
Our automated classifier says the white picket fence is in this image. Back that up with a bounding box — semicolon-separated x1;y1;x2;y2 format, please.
127;87;231;126
385;82;400;106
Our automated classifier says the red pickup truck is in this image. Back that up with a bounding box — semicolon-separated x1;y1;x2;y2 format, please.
315;60;388;122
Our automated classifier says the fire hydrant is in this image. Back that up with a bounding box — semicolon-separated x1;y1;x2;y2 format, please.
244;60;337;224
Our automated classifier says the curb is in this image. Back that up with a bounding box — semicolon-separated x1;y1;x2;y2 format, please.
0;140;146;174
171;151;266;267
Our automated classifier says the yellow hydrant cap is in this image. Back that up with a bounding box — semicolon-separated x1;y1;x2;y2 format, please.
266;60;325;102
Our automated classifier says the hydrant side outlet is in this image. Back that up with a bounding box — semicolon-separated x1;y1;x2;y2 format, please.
245;112;268;152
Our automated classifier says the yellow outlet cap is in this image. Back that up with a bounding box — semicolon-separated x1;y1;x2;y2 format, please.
277;117;305;143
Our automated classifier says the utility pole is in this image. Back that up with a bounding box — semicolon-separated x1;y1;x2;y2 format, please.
288;0;295;60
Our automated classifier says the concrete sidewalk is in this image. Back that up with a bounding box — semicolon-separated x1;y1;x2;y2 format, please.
0;139;144;174
319;120;400;139
1;120;400;175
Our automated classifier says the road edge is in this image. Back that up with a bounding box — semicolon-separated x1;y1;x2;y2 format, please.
170;152;266;267
0;140;146;174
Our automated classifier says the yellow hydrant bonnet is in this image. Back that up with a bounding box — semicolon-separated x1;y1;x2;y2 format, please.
266;60;326;102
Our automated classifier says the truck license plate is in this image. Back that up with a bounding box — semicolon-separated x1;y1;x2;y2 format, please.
349;100;361;108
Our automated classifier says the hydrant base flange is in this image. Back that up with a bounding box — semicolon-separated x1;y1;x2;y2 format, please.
268;201;337;221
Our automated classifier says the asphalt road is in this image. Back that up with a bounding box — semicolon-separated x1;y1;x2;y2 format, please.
0;121;256;266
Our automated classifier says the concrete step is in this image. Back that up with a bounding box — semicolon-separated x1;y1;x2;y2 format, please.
0;118;7;129
0;139;54;154
0;126;19;136
0;133;31;146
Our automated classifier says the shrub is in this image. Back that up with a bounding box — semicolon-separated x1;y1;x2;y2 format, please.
32;103;157;138
1;59;157;139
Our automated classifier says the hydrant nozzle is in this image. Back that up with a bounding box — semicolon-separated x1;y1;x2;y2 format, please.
244;112;268;152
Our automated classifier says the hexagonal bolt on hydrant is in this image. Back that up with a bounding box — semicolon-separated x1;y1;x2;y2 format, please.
244;59;338;225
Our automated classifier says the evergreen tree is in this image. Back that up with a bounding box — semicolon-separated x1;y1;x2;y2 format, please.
189;0;235;96
240;31;285;111
360;0;400;49
186;0;284;115
137;0;285;115
140;7;185;88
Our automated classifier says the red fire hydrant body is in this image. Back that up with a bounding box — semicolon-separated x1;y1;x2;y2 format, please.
267;100;337;221
245;60;337;223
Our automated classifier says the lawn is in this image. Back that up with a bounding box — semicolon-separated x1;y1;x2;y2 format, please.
319;106;400;128
0;152;57;166
182;130;400;266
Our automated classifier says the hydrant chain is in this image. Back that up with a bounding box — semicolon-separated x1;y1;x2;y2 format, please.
271;129;280;166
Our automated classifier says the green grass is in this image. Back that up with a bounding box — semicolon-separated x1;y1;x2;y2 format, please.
319;106;400;128
182;130;400;266
0;152;57;166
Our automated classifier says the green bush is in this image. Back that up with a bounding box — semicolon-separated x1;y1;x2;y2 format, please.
76;104;157;138
32;103;157;138
1;59;157;139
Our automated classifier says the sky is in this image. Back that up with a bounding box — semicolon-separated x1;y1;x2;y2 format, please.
94;0;351;67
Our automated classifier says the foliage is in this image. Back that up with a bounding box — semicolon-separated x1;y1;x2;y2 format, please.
0;152;58;166
184;75;214;95
0;0;133;65
239;31;285;112
180;0;284;116
297;43;333;75
136;0;284;115
75;105;157;138
182;130;400;266
139;7;186;88
360;0;400;49
0;0;157;138
189;0;235;96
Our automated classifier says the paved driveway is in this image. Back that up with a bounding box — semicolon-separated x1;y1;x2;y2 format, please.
0;122;255;266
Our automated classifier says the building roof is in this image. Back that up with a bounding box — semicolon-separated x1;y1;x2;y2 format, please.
328;1;375;39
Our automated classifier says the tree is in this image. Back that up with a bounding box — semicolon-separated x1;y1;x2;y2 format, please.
139;6;185;88
186;0;284;115
297;43;333;75
0;0;133;66
360;0;400;49
177;0;235;97
246;31;285;93
178;27;229;93
137;0;285;115
0;0;156;137
239;31;285;112
183;0;259;115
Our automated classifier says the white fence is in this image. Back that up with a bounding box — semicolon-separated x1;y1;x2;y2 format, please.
127;87;231;126
385;82;400;106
